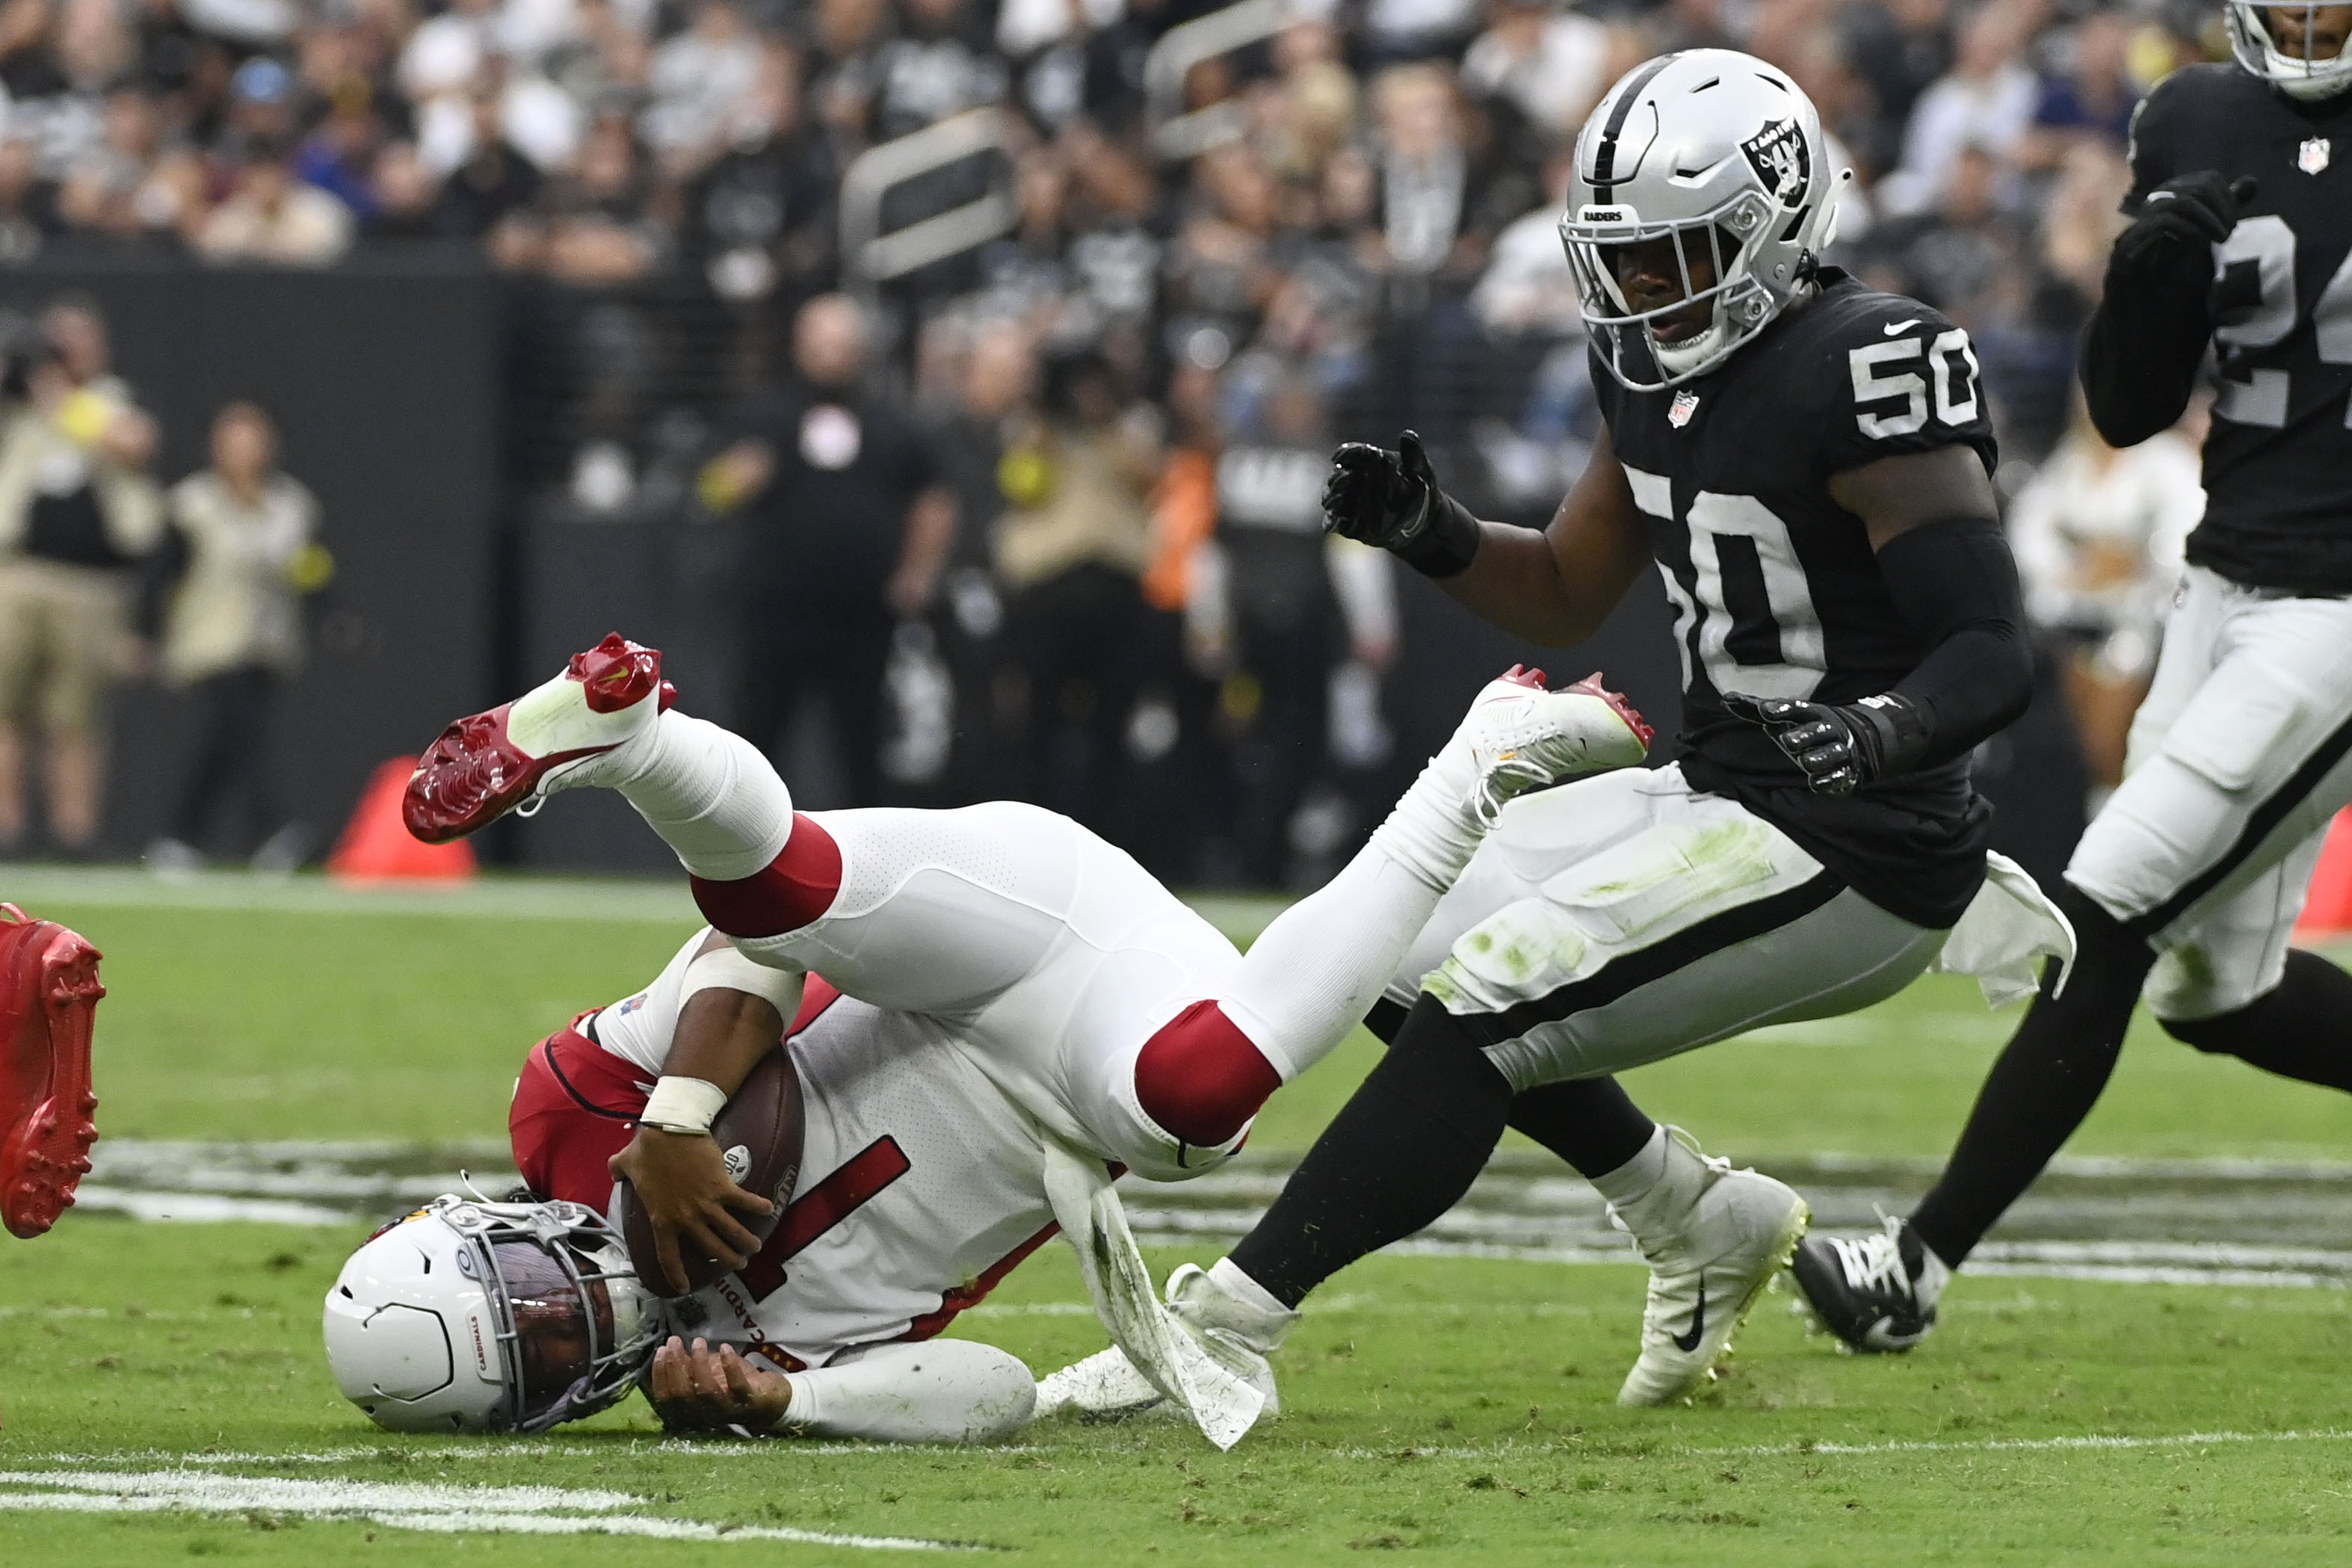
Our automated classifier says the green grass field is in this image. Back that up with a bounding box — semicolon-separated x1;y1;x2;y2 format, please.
4;873;2352;1564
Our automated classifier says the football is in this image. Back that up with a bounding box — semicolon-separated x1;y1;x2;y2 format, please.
615;1047;804;1296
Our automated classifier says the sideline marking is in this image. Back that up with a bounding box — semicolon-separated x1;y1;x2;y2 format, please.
0;1471;987;1551
1340;1427;2352;1463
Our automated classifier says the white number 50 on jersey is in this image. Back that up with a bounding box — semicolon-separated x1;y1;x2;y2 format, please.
1623;464;1826;701
1848;328;1981;438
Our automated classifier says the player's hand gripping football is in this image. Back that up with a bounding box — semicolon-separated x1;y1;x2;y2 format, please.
649;1336;791;1434
1321;430;1482;577
610;1129;775;1295
2114;171;2257;279
1721;691;1925;796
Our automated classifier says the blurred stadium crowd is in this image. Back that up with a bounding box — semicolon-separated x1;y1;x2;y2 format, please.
0;0;2223;887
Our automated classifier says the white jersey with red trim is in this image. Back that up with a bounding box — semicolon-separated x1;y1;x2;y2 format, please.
595;930;1062;1371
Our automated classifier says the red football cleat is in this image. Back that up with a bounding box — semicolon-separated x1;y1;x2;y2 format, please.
0;904;101;1240
404;634;677;844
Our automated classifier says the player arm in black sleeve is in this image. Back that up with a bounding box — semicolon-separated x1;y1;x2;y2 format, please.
1726;446;2030;794
2078;84;2254;446
1321;423;1653;644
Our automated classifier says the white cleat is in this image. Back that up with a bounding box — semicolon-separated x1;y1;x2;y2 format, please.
1452;667;1653;823
1034;1261;1296;1422
1034;1345;1165;1421
1613;1129;1810;1407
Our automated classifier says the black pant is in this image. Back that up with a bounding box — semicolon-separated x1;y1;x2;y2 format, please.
1232;587;1332;887
738;607;893;807
173;666;282;849
1008;564;1144;836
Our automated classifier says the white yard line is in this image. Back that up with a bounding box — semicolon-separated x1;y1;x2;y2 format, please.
0;1471;983;1551
1339;1428;2352;1463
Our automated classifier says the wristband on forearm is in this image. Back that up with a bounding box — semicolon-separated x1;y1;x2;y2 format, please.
641;1075;728;1136
1395;487;1483;578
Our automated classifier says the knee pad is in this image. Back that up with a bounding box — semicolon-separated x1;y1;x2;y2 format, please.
1133;1001;1283;1148
691;813;842;938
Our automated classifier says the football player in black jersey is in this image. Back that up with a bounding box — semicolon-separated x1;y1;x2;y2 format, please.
1794;5;2352;1352
1087;51;2052;1410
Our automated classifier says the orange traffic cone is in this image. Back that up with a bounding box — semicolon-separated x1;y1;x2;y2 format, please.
2295;809;2352;939
327;758;477;884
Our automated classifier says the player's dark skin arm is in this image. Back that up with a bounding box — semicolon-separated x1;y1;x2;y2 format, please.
1431;424;1655;645
608;933;783;1294
1827;442;2001;549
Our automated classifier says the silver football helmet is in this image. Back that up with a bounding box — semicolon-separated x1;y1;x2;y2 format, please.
1562;50;1851;390
324;1194;657;1434
2225;1;2352;101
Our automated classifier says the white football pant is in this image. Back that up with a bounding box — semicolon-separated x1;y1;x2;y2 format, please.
1385;764;1948;1090
2069;564;2352;1020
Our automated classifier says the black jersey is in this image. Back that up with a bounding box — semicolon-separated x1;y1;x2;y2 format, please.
2126;64;2352;591
1591;270;1999;929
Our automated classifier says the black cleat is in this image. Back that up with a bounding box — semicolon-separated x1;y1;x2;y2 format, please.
1789;1215;1938;1354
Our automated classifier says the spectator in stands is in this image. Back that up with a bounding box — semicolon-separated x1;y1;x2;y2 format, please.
1460;0;1615;143
142;402;322;874
423;90;544;240
643;0;766;170
2024;7;2138;162
703;293;955;804
0;298;163;858
993;345;1158;833
682;44;839;312
199;137;356;265
1879;1;2039;216
2009;392;2206;793
0;135;56;260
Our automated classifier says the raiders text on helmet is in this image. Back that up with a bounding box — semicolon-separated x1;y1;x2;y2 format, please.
1562;50;1851;390
2225;1;2352;101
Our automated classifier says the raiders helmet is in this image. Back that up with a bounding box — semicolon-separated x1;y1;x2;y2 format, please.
2225;1;2352;100
323;1194;657;1434
1562;50;1851;390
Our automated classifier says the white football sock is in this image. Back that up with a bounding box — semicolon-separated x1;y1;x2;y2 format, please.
1206;1259;1295;1326
1217;846;1456;1080
1365;733;1492;895
780;1339;1036;1443
605;712;794;883
1587;1123;1673;1212
1913;1237;1954;1308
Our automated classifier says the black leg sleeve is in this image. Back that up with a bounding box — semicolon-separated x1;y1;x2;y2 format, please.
1908;882;2154;1268
1507;1078;1658;1180
1228;995;1512;1308
1365;993;1657;1179
2161;950;2352;1093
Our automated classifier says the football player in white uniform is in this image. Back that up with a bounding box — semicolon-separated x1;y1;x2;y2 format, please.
324;632;1650;1442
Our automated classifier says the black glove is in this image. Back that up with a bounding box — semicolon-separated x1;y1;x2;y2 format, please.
1720;691;1931;795
2111;172;2257;281
1321;430;1483;578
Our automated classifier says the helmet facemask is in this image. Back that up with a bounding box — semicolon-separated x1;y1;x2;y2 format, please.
439;1197;658;1433
1564;189;1782;390
2227;0;2352;99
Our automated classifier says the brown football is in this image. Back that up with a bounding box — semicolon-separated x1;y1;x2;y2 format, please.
616;1047;804;1295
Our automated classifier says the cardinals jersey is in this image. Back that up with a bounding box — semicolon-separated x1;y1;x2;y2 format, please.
593;931;1064;1371
1590;269;2000;928
2125;64;2352;592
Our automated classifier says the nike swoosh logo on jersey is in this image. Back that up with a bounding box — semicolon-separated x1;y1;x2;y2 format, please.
1673;1285;1708;1353
1883;319;1920;335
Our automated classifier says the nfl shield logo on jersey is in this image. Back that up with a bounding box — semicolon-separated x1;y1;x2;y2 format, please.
2302;137;2331;175
1669;389;1700;428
